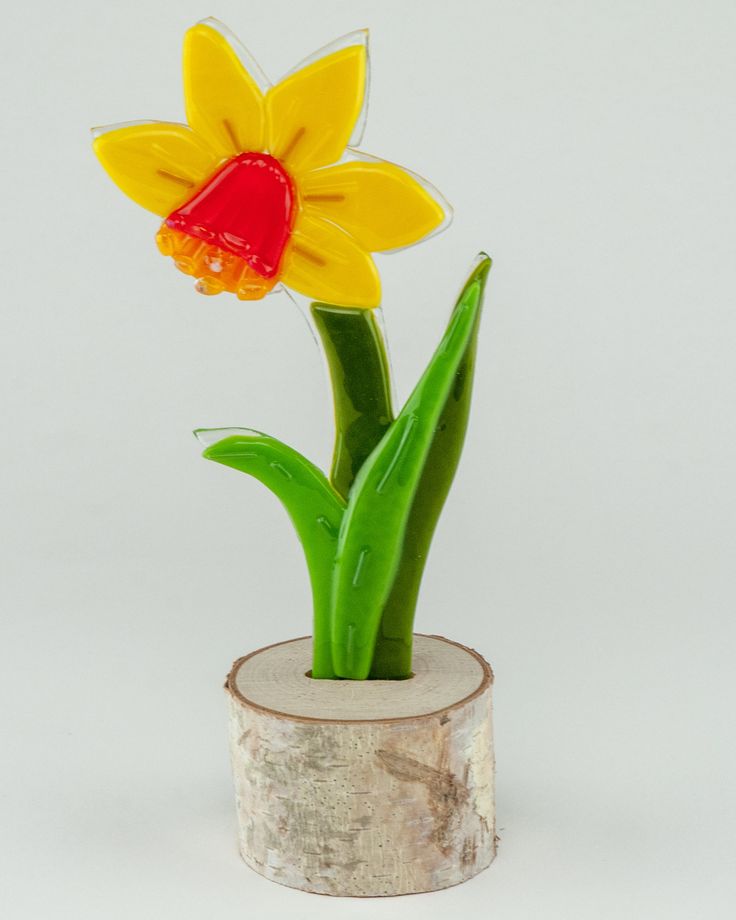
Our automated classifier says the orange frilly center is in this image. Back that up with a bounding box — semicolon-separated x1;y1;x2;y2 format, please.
156;152;295;298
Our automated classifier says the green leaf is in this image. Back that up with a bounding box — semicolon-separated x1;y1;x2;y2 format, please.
198;429;346;678
369;257;490;678
329;256;492;679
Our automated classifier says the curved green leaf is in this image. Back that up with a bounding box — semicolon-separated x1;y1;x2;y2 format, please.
369;257;490;677
198;429;346;678
330;257;491;679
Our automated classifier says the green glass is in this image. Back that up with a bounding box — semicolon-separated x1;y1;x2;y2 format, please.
196;429;344;678
367;261;487;679
310;305;394;502
198;255;491;679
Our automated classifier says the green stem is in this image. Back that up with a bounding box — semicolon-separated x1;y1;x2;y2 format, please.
310;304;394;501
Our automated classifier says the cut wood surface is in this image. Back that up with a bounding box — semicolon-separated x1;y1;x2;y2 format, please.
225;634;495;897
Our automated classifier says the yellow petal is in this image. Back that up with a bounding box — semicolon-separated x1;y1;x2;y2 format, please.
183;20;266;158
266;37;367;173
92;122;220;216
300;159;448;252
280;213;380;308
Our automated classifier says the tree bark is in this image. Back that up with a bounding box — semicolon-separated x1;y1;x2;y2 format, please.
225;633;495;897
225;635;496;897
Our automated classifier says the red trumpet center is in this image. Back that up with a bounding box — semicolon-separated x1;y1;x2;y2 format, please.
166;152;296;279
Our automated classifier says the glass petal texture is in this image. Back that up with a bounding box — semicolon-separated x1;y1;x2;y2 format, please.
281;213;380;308
266;39;367;173
93;122;220;216
301;160;447;252
183;21;266;158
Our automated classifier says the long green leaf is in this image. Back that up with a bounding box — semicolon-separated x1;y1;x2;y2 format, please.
330;258;491;679
369;257;490;677
198;429;346;678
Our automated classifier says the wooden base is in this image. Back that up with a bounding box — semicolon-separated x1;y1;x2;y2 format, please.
225;634;495;897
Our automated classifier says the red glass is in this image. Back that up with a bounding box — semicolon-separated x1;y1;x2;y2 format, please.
166;153;295;278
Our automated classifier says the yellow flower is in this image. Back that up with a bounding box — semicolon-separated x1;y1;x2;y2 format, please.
92;19;450;309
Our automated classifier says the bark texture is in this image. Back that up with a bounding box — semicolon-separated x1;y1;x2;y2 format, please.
225;634;495;897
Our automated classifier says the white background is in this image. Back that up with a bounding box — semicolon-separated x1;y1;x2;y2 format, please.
2;0;735;917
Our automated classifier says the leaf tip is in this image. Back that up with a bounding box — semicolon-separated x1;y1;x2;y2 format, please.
470;252;492;285
451;253;492;318
193;427;263;461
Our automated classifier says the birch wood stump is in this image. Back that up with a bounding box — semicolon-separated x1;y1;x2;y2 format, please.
225;633;495;897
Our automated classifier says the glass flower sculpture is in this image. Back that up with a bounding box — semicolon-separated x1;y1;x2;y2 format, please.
92;19;449;307
93;19;491;680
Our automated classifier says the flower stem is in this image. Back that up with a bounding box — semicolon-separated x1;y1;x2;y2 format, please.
310;304;394;501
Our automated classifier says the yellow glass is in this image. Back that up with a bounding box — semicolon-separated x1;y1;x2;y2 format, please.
91;19;451;309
